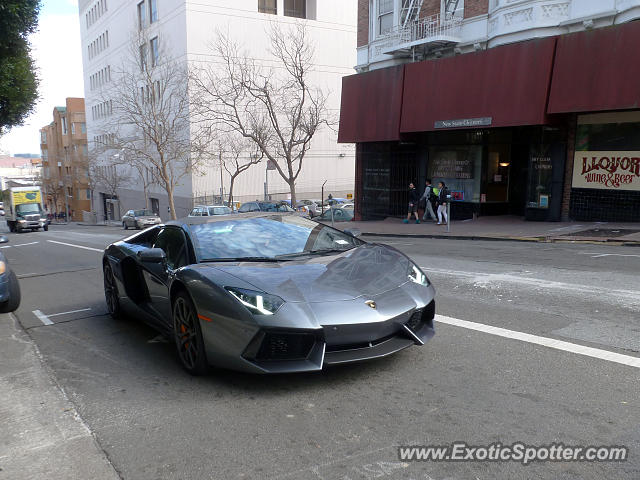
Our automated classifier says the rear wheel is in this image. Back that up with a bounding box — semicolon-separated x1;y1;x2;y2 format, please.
123;222;128;230
103;263;122;319
43;224;48;231
173;291;208;375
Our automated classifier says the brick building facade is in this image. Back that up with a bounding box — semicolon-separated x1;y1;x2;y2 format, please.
40;98;91;221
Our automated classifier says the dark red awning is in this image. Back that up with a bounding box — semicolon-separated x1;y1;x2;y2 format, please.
400;37;557;132
548;21;640;114
338;65;405;143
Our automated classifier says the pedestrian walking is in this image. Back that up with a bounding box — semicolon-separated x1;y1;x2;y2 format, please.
436;181;449;225
420;178;437;223
403;183;420;224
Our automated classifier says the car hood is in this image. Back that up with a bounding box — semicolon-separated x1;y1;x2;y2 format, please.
138;216;159;220
204;244;412;303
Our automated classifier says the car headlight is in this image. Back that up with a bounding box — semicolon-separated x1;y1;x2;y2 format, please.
0;261;5;275
224;287;284;315
408;263;430;286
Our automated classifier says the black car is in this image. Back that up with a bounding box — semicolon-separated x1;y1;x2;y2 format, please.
0;236;21;313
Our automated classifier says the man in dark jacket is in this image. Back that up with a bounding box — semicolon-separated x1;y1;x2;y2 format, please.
436;181;449;225
403;183;420;224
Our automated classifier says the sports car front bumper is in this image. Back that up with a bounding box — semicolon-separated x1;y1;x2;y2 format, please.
239;300;435;373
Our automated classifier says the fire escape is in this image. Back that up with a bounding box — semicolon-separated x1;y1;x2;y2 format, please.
379;0;463;58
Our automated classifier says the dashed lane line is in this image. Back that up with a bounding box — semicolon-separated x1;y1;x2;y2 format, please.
0;241;39;249
46;240;103;253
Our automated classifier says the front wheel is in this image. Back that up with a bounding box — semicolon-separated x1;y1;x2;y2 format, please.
43;224;48;231
123;222;128;230
173;292;208;375
103;263;122;319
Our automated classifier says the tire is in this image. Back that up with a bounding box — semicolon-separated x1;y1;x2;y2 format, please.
123;222;128;230
136;221;141;230
7;221;15;233
172;291;208;375
0;270;21;313
103;263;122;319
43;224;48;231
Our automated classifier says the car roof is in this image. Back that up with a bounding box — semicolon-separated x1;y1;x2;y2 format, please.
193;205;230;208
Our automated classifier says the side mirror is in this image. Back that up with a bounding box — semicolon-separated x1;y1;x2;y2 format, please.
138;248;166;263
0;235;8;244
343;228;361;238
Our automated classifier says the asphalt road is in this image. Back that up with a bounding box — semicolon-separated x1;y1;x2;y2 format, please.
3;224;640;480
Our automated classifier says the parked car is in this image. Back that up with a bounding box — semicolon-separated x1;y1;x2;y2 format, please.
237;201;295;213
315;207;354;222
189;205;232;217
122;209;162;230
102;213;435;374
296;199;320;217
0;235;21;313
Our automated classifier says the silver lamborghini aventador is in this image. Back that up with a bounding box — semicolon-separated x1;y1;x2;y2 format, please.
102;213;435;374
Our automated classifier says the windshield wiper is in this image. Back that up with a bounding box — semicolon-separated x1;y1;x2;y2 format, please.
308;247;354;255
200;256;290;263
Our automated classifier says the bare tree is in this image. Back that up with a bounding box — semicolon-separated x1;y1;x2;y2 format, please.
40;175;63;215
94;30;202;220
190;22;330;206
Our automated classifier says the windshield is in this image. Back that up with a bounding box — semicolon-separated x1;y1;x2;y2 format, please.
210;206;231;215
258;202;293;212
16;203;42;215
134;210;154;217
190;215;363;261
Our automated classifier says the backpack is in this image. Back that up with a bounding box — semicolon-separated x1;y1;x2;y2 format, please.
428;186;437;202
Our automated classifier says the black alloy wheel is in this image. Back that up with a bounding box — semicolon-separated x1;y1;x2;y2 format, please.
173;292;208;375
103;263;122;319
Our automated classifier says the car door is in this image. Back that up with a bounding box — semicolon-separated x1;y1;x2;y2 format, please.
140;226;190;326
124;210;133;227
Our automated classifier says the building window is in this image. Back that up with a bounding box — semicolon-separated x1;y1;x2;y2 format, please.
81;123;86;134
72;123;76;134
284;0;305;18
41;131;47;143
378;0;394;35
140;43;148;71
61;117;68;135
150;36;159;66
149;0;158;23
137;1;146;30
258;0;277;15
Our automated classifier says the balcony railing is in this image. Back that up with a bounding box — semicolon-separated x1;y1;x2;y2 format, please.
373;13;463;57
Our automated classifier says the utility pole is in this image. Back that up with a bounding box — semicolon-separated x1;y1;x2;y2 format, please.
219;148;224;205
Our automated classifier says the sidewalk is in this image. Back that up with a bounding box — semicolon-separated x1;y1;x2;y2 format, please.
347;215;640;245
0;313;119;480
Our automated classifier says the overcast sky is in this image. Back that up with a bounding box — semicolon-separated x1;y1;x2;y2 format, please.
0;0;84;156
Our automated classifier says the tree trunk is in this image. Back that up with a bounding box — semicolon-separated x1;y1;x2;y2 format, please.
228;175;236;208
289;180;296;207
167;186;177;220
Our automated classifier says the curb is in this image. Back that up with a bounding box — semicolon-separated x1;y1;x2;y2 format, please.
360;232;640;246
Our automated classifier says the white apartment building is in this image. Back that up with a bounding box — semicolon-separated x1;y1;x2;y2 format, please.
79;0;356;220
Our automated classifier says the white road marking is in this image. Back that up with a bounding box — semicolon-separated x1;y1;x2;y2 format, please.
436;314;640;369
47;308;92;317
580;252;640;258
422;266;640;303
32;310;54;326
0;241;39;249
47;240;103;252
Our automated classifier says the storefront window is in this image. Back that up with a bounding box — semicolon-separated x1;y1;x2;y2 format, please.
527;154;553;208
428;145;482;202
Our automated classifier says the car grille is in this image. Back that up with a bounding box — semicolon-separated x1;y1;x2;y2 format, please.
25;214;40;221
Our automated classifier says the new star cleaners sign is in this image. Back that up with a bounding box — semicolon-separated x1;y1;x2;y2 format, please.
573;152;640;190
